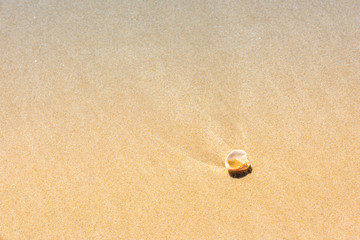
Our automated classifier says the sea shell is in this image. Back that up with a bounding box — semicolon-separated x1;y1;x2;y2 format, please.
225;150;251;172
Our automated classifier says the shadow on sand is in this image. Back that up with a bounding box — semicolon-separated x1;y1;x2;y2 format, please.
228;165;253;178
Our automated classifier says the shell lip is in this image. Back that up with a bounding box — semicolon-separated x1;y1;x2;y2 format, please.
226;162;250;172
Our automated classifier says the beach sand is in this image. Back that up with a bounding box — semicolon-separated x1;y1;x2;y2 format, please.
1;0;360;239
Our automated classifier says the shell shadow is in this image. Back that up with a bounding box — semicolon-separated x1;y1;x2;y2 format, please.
228;165;253;178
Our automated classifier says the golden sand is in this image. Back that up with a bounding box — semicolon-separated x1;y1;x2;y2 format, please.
1;0;360;239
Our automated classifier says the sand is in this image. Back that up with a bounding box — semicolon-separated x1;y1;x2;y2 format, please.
1;0;360;239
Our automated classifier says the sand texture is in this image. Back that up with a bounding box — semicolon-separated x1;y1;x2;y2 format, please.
1;0;360;239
